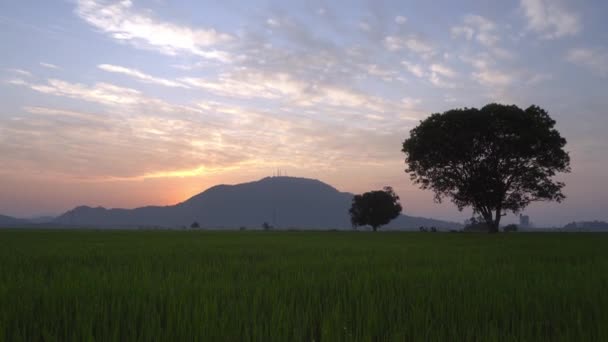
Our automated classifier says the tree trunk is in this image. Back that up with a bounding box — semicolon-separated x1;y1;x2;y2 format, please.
481;212;495;233
489;208;502;233
372;226;378;232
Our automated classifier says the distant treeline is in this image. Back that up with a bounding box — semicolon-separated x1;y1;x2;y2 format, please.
563;221;608;231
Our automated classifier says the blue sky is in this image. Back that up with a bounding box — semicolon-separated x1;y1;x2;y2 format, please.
0;0;607;226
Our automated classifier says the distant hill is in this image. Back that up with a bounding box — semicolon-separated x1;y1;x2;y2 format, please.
0;214;29;227
26;216;57;224
55;177;462;230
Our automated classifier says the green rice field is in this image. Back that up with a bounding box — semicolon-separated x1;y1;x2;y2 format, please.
0;230;606;341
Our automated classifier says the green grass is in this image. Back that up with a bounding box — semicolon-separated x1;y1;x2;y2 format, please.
0;230;606;341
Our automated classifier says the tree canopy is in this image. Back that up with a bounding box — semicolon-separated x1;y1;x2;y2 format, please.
402;104;570;233
349;187;402;231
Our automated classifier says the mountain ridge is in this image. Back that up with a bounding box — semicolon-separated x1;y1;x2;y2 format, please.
0;214;29;227
54;176;462;230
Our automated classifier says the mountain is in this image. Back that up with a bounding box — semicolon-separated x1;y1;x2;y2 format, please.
0;214;29;227
26;216;57;224
55;177;461;230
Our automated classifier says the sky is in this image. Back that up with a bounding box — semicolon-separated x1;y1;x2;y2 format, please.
0;0;607;226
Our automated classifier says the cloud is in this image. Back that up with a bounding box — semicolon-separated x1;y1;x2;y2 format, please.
22;78;144;106
460;53;516;88
428;64;457;88
428;74;455;89
358;22;371;32
75;0;233;61
98;64;189;88
180;70;389;112
526;73;553;85
520;0;581;39
2;6;430;184
401;97;421;109
473;68;514;87
40;62;60;70
400;61;456;88
430;64;457;78
4;78;28;86
451;15;499;47
266;18;280;27
401;61;425;78
12;76;204;117
2;97;416;181
313;86;387;112
451;26;474;41
7;68;32;77
384;35;434;56
365;64;397;78
180;72;307;100
1;106;246;180
24;106;108;123
566;48;608;76
461;54;493;70
395;16;407;25
460;52;551;92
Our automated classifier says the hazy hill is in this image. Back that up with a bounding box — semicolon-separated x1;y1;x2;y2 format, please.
55;177;461;230
0;214;29;227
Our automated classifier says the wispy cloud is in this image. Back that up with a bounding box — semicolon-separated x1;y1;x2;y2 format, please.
25;79;144;106
1;107;242;180
384;35;434;57
98;64;189;88
401;61;425;78
430;64;457;79
520;0;581;39
472;68;514;87
395;16;407;25
566;48;608;76
40;62;60;70
13;77;209;119
364;64;397;79
451;15;499;47
180;71;390;112
459;53;517;89
24;106;107;123
399;61;456;88
7;68;32;77
451;15;515;60
2;98;417;182
75;0;233;61
180;72;307;100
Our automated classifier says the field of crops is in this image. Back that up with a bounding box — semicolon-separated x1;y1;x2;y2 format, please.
0;230;606;341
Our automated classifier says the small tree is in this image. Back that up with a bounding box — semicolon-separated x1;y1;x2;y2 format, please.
191;221;200;229
349;187;402;232
503;224;518;232
402;104;570;233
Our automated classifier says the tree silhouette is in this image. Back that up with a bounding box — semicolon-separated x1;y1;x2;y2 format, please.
191;221;200;229
349;187;402;232
402;104;570;233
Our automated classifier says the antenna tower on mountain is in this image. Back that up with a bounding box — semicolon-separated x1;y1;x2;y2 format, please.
273;168;288;177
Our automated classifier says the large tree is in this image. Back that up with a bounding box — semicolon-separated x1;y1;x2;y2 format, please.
349;187;402;231
402;104;570;233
